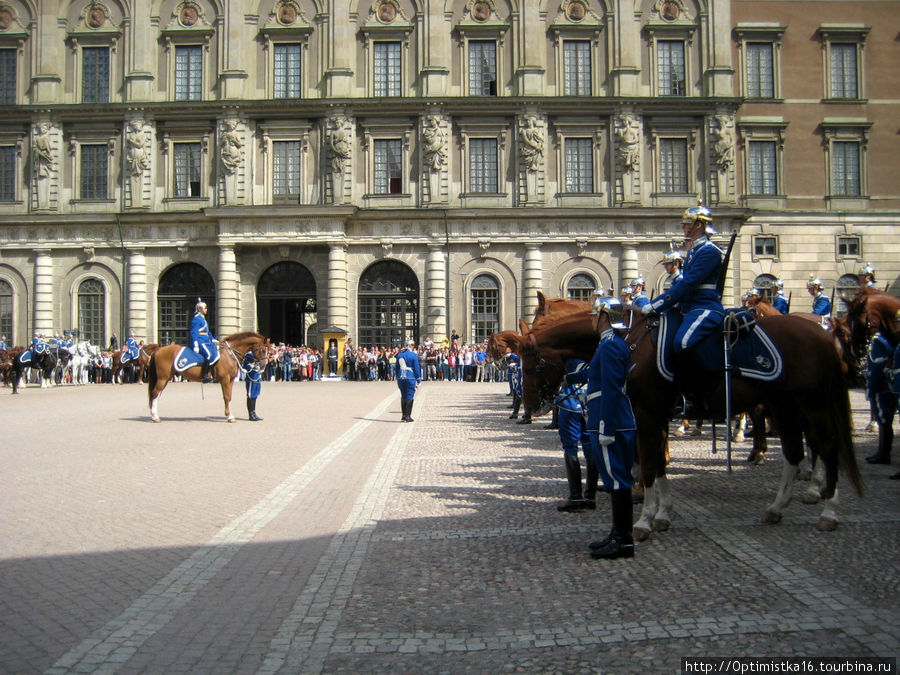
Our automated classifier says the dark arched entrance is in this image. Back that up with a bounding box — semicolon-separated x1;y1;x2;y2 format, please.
157;263;216;345
358;260;419;348
257;262;317;345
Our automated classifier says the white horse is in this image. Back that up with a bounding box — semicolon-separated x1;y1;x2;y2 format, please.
70;341;92;385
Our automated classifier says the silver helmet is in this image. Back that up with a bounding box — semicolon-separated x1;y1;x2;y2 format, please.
590;297;627;330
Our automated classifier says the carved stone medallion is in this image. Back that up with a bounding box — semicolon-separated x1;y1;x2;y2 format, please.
472;2;491;21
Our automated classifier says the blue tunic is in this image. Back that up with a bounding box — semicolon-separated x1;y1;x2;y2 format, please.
772;293;789;314
557;359;589;458
631;292;650;309
190;311;219;364
867;332;897;424
811;292;831;316
396;347;421;401
243;351;262;399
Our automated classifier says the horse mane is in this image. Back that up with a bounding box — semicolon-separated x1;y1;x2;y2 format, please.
222;331;267;343
532;294;592;329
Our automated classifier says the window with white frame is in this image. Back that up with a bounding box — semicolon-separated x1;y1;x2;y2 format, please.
471;274;500;343
469;138;498;192
658;138;687;192
80;144;108;199
837;235;860;258
174;45;203;101
0;48;16;104
469;40;497;95
81;46;110;103
563;40;591;95
0;146;15;201
273;140;301;198
657;40;685;96
173;142;202;197
735;25;785;100
273;43;302;98
374;139;402;194
565;138;593;193
752;235;778;258
748;140;777;195
818;25;868;101
374;42;401;97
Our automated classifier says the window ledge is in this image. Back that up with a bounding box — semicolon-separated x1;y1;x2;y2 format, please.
822;98;868;104
71;198;115;204
163;196;210;204
363;193;413;199
743;97;784;104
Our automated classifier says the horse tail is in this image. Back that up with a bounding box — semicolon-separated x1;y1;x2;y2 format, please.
833;373;865;498
147;352;159;404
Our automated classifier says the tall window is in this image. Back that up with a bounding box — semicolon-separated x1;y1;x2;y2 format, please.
469;40;497;96
748;141;777;195
174;142;202;197
565;138;593;193
0;279;12;341
659;138;687;193
745;42;774;98
0;146;14;201
0;48;16;104
82;47;110;103
567;273;596;301
657;40;685;95
274;43;301;98
469;139;498;193
374;42;401;97
831;141;860;196
80;145;108;199
77;278;104;346
830;43;857;99
174;46;202;101
471;274;499;344
273;140;301;198
563;40;591;95
374;139;402;194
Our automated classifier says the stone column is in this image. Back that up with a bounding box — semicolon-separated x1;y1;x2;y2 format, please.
33;249;54;335
127;248;147;340
425;245;447;340
620;244;638;293
523;244;543;318
328;243;349;330
217;245;240;336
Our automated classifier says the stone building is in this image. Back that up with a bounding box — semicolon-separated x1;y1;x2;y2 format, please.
0;0;896;348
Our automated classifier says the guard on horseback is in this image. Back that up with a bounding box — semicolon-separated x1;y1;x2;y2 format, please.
190;300;219;383
630;277;650;308
807;276;831;316
659;250;683;291
858;263;877;289
772;279;789;314
123;331;140;363
32;331;48;355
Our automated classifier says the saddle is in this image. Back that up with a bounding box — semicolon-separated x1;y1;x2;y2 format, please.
657;309;783;385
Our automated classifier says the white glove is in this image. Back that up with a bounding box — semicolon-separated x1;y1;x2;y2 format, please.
597;434;615;446
193;342;200;353
641;304;654;316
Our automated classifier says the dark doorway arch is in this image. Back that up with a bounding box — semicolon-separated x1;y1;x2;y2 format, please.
358;260;419;348
257;262;317;345
157;263;216;345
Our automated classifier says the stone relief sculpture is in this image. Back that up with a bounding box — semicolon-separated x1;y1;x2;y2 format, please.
219;118;244;175
712;114;735;171
328;115;352;175
519;115;544;171
422;115;447;172
615;113;641;172
32;122;54;178
126;119;152;176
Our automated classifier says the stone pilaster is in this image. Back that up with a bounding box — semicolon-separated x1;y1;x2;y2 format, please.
620;244;638;293
127;248;147;340
217;245;240;336
523;244;543;317
33;249;54;335
425;245;447;340
328;243;349;330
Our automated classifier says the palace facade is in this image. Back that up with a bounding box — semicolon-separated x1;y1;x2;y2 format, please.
0;0;897;347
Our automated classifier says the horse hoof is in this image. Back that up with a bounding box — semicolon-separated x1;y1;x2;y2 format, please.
632;526;651;542
651;518;670;532
801;491;820;505
816;518;838;532
763;510;782;524
227;416;236;423
151;416;161;423
734;432;745;443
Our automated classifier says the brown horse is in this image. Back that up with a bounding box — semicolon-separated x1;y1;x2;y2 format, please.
531;292;592;329
146;332;271;423
842;287;900;360
513;307;864;533
113;343;161;384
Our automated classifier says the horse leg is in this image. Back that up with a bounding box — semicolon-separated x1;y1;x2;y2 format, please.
763;419;803;523
733;413;746;443
651;474;673;532
221;376;235;423
802;455;825;504
633;481;659;541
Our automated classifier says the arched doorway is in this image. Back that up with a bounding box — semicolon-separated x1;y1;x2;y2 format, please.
257;262;317;345
157;263;216;345
358;260;419;348
752;273;778;304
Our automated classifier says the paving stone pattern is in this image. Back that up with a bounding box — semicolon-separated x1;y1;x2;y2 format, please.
0;381;897;673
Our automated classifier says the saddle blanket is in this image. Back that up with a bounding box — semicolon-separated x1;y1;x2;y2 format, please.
657;309;783;383
17;350;33;365
173;347;206;373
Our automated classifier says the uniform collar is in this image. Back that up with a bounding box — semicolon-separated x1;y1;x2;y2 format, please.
691;235;709;248
600;328;615;341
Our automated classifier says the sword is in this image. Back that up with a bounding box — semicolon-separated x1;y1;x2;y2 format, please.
716;230;739;300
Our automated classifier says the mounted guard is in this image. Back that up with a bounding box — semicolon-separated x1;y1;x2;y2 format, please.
122;331;140;364
190;299;219;383
807;276;832;316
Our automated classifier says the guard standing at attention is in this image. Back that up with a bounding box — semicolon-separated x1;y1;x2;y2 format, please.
396;339;421;422
190;299;219;383
243;350;264;421
567;297;637;560
865;320;897;465
556;358;600;513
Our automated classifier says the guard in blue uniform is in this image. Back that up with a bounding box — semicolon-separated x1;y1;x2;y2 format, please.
772;280;789;314
124;331;139;362
243;350;263;421
396;339;421;422
807;277;831;316
858;264;877;289
567;297;637;560
556;359;600;512
0;335;7;351
643;203;724;354
630;277;650;308
865;327;897;465
190;299;219;383
31;331;48;355
892;310;900;479
659;250;683;292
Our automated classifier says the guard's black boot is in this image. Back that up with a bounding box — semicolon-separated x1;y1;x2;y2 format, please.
405;398;414;423
680;396;702;421
557;454;586;512
582;455;601;508
400;399;410;422
509;395;521;419
590;489;634;559
201;362;214;384
517;410;532;424
248;398;262;421
544;406;559;430
866;425;892;464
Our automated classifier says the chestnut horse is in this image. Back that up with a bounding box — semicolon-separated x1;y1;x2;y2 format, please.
146;332;271;423
113;343;161;384
842;287;900;361
513;307;864;534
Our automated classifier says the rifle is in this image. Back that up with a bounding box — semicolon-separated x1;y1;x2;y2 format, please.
716;230;739;299
786;291;792;314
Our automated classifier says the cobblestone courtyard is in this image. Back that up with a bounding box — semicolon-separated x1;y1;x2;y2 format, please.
1;380;897;673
